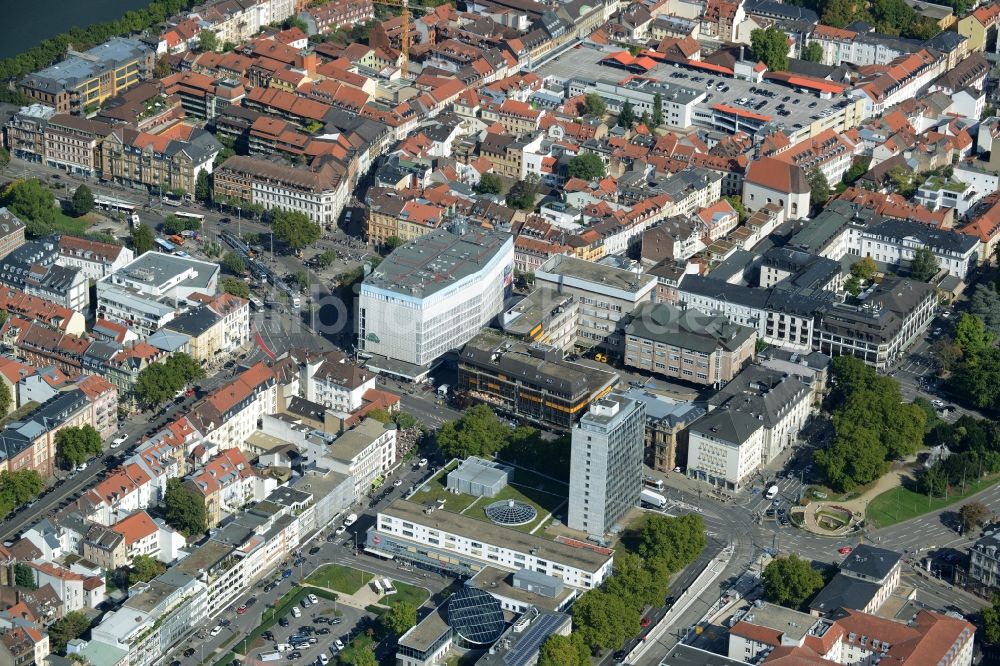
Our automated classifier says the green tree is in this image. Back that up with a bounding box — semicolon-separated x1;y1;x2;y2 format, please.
55;425;103;469
384;236;405;251
436;404;512;459
538;633;590;666
604;552;667;609
164;478;207;536
725;195;749;222
221;277;250;298
845;275;862;296
638;513;706;573
166;352;204;384
506;176;540;211
808;169;831;205
803;42;824;62
223;251;246;275
315;250;338;267
888;165;917;197
292;270;309;290
380;602;417;636
273;210;321;250
823;0;863;26
340;640;377;666
366;408;393;424
0;470;43;517
394;412;418;430
910;246;939;281
652;93;663;126
850;256;878;282
0;381;11;416
567;153;606;180
49;611;91;654
750;26;789;71
762;555;824;609
195;170;211;203
0;147;10;171
130;224;155;254
843;157;872;185
969;284;1000;333
983;594;1000;644
618;101;635;129
959;501;989;534
476;172;503;195
571;590;640;652
128;554;166;586
932;337;962;374
198;29;218;52
954;313;994;358
2;179;58;236
14;563;35;589
583;92;606;117
70;185;94;217
154;55;172;79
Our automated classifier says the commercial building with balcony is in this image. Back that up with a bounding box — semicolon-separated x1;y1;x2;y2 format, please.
534;255;656;354
96;252;220;337
20;38;154;114
457;329;619;432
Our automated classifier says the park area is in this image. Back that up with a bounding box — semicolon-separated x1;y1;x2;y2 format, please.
306;563;374;594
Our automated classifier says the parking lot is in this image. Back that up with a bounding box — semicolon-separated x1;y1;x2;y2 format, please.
255;595;370;665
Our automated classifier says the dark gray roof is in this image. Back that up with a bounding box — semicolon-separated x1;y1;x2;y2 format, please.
866;219;978;255
680;275;834;316
626;302;755;353
166;305;220;337
689;407;763;445
839;543;902;580
708;365;810;428
925;30;967;52
808;572;880;614
745;0;818;21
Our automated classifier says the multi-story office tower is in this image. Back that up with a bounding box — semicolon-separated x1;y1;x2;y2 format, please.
568;393;645;537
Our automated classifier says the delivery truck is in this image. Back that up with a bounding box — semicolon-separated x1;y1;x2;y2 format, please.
640;488;667;508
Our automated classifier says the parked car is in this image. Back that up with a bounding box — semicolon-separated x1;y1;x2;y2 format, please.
279;617;290;627
236;605;248;615
210;626;223;637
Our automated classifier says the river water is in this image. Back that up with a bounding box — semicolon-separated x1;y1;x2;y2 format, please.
0;0;153;60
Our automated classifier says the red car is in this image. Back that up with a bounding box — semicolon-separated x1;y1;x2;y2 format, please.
186;388;195;398
640;617;652;628
838;546;853;555
236;605;248;615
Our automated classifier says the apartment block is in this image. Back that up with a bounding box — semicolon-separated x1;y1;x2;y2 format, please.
20;38;154;114
213;155;349;226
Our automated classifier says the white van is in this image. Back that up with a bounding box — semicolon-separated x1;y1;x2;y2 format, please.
764;485;779;500
371;579;385;595
381;578;396;595
343;513;357;527
275;644;292;653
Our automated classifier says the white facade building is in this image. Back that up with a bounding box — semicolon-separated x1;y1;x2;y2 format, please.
328;418;397;498
358;228;514;369
96;252;220;337
687;408;766;490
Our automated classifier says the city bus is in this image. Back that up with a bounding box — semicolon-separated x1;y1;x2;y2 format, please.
173;211;205;224
249;296;265;310
155;237;177;254
94;195;138;217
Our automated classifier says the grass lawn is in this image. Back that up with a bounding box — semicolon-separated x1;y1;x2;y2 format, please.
867;474;1000;528
52;210;91;236
413;462;480;513
306;563;373;594
381;581;429;608
414;461;567;534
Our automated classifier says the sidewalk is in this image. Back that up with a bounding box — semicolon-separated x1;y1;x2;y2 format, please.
797;466;910;537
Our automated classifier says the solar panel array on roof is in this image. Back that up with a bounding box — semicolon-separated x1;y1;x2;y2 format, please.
504;613;566;666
